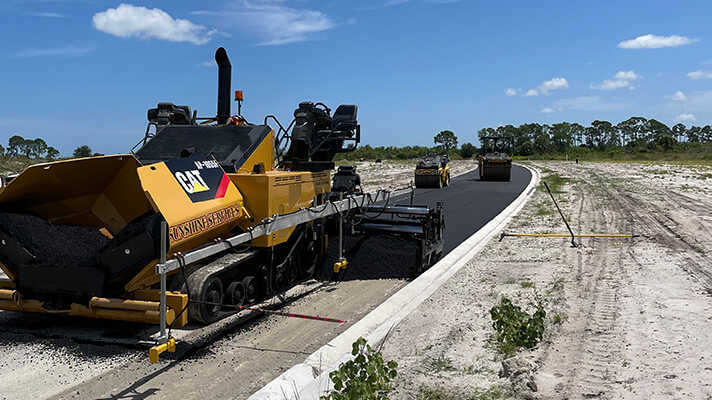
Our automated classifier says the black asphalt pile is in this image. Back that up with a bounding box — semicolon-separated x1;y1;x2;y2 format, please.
100;212;157;253
0;213;109;269
322;233;418;281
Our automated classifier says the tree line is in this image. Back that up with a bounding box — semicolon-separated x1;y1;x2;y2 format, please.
1;135;96;160
338;117;712;161
477;117;712;156
2;135;60;159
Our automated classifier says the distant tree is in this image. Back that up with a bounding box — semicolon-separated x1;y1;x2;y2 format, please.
18;138;34;158
7;135;24;157
533;132;551;155
29;138;47;158
591;120;614;149
460;142;476;158
570;123;585;146
647;119;672;141
73;145;93;158
0;144;4;156
702;125;712;142
550;122;573;153
618;117;648;144
434;130;458;151
46;146;60;160
687;125;702;143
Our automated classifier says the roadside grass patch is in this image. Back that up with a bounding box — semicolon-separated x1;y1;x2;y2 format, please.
417;384;512;400
426;355;455;373
537;173;568;194
520;281;534;289
490;297;546;358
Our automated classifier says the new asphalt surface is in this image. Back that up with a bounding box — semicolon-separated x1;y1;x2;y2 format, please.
324;165;532;281
400;164;532;255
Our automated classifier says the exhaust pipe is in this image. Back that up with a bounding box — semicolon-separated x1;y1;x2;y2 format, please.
215;47;231;125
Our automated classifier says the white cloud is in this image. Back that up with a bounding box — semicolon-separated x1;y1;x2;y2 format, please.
504;88;517;96
675;113;696;122
618;34;699;49
538;77;568;94
540;107;555;113
590;70;642;90
672;91;687;101
93;4;215;45
15;45;95;58
524;77;568;96
194;2;336;46
26;12;65;18
687;70;712;80
551;96;630;112
201;60;217;67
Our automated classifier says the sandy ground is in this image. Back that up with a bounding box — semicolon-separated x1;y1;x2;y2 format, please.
381;161;712;399
347;159;478;194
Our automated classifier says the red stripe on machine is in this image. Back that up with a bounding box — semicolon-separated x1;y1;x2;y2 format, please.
214;174;231;199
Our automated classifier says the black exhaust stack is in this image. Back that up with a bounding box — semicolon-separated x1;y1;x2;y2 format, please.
215;47;231;125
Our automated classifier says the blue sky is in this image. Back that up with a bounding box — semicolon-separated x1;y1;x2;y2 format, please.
1;0;711;155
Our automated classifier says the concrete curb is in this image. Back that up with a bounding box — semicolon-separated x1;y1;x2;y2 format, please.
250;164;540;400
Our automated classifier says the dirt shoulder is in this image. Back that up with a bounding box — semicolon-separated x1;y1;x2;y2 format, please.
348;159;477;194
381;161;712;399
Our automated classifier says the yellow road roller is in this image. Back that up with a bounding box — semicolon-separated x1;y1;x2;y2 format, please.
414;152;450;188
478;136;513;181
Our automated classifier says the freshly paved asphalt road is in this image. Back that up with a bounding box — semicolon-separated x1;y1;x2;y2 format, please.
401;164;532;255
333;164;532;281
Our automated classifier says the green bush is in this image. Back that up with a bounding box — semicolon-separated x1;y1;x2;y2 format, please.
322;337;398;400
490;297;545;357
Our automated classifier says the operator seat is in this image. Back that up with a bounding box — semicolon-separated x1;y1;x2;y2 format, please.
331;105;358;136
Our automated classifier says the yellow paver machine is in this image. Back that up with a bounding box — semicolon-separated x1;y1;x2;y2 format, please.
414;152;450;188
0;48;445;350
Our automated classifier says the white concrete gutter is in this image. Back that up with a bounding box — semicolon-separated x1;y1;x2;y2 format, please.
250;164;540;400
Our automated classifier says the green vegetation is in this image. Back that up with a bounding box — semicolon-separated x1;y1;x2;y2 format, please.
322;337;398;400
339;117;712;163
434;130;458;151
479;118;712;158
490;297;546;358
520;281;534;289
73;145;93;158
426;355;455;373
538;173;568;194
460;142;476;158
5;135;59;160
417;384;511;400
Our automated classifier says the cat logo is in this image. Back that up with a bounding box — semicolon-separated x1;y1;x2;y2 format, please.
164;157;233;203
174;170;210;194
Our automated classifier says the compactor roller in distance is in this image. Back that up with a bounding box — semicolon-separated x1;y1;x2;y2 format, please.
414;152;450;188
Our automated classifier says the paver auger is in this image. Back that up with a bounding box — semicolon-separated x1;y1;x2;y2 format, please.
0;48;444;341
